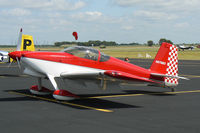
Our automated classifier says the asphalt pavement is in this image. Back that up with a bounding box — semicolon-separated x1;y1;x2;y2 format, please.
0;59;200;133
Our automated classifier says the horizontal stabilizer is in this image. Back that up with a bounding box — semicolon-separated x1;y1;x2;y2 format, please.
151;73;189;80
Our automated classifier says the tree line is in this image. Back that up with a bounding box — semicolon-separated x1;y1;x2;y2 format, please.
147;38;174;47
0;38;196;47
54;38;175;47
54;40;141;47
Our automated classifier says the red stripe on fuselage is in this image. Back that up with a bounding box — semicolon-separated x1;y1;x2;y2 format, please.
22;51;152;79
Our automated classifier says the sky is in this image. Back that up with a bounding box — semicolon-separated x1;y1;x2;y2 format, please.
0;0;200;45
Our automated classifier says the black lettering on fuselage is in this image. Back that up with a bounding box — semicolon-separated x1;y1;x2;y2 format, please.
23;39;32;50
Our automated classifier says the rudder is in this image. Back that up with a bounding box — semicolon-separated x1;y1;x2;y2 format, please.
16;28;35;51
150;42;178;86
21;34;35;51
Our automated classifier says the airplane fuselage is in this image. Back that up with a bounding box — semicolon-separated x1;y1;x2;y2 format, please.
21;51;152;80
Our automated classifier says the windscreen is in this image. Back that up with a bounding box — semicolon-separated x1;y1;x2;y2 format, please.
63;46;99;61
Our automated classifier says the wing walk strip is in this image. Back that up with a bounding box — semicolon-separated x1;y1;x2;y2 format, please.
9;91;113;113
88;90;200;99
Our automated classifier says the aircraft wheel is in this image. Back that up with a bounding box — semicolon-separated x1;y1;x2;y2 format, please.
171;88;176;92
30;85;52;95
53;89;79;100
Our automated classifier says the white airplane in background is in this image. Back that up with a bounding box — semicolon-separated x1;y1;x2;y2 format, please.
177;45;194;51
0;51;10;63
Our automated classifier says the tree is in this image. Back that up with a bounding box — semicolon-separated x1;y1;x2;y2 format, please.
147;40;154;47
166;40;173;44
159;38;173;45
159;38;167;45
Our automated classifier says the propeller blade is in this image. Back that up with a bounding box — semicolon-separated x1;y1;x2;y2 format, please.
16;57;21;69
7;61;13;68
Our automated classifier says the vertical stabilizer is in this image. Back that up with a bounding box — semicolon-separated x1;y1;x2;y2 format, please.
16;28;23;51
20;34;35;51
150;42;178;86
16;28;35;51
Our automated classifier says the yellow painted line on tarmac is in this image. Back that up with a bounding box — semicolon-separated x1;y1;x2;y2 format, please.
179;62;200;65
0;65;17;68
88;90;200;99
164;90;200;94
89;93;146;99
179;64;199;67
0;75;28;78
9;91;113;113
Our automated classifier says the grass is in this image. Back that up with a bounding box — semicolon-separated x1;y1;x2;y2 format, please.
178;50;200;60
98;46;200;60
98;46;159;59
1;45;200;60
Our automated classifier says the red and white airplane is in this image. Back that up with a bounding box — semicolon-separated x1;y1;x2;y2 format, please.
9;30;187;100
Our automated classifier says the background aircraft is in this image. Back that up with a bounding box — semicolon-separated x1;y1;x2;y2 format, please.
0;28;35;63
177;45;194;51
16;28;35;52
8;31;187;101
0;51;9;63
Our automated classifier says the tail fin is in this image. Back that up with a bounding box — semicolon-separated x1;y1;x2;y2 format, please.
9;28;35;63
16;28;35;51
150;42;178;87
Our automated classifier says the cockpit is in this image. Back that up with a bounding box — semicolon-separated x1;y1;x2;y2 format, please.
62;46;110;62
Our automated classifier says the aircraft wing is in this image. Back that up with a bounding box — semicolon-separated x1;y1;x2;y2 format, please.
60;71;104;78
151;73;189;80
60;70;159;84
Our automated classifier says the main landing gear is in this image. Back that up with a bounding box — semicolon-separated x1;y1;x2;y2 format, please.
30;85;52;95
29;77;79;100
171;88;176;92
30;78;52;95
53;90;79;100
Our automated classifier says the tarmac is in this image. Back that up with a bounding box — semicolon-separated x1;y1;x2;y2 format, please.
0;59;200;133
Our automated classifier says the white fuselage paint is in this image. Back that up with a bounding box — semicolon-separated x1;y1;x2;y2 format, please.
21;57;104;77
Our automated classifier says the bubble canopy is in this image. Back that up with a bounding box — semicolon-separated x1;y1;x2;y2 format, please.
62;46;110;62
